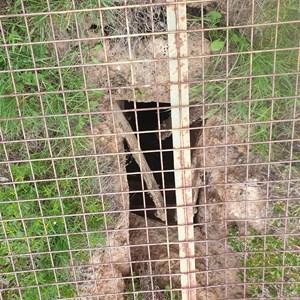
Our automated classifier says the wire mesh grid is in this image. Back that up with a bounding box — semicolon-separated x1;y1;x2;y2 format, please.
0;0;299;299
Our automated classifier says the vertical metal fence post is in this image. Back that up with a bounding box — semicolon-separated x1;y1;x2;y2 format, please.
167;1;196;299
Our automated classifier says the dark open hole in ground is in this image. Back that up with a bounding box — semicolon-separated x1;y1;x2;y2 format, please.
122;101;176;223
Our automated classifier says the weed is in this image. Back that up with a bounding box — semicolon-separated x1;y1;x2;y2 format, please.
124;275;143;300
164;285;177;300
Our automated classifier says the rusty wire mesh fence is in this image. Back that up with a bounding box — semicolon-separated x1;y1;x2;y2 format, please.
0;0;299;299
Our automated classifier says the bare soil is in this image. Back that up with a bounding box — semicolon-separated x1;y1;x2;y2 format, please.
86;34;210;103
129;213;243;300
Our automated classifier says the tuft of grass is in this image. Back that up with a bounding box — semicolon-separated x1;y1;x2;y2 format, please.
125;276;144;300
0;1;110;299
164;285;178;300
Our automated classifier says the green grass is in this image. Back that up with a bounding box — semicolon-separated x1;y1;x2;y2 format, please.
0;1;111;299
229;222;300;298
193;0;299;156
194;0;300;298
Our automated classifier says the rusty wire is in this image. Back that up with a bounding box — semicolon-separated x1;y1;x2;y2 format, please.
0;0;299;299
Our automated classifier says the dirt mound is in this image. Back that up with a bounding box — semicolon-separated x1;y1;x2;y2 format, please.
193;115;267;237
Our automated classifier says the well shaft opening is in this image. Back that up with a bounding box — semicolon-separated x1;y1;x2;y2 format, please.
122;101;176;223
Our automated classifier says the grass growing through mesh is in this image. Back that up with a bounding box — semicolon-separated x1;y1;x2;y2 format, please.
193;0;299;157
193;0;299;298
0;1;110;299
